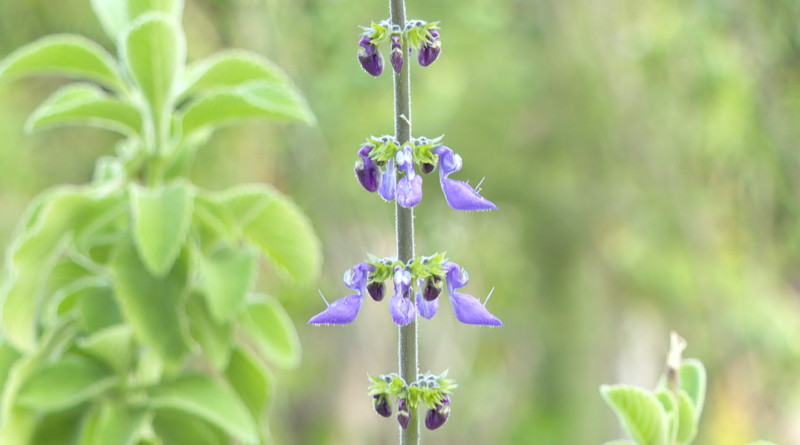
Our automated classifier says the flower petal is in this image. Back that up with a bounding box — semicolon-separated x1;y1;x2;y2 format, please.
344;262;373;293
448;291;503;326
379;158;397;201
440;177;497;211
416;292;438;320
397;175;423;208
307;294;364;325
390;294;416;326
443;262;469;294
355;145;381;193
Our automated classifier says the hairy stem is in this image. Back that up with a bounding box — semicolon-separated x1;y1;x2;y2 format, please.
390;0;418;443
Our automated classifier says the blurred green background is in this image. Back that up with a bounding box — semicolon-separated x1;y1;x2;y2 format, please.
2;0;800;443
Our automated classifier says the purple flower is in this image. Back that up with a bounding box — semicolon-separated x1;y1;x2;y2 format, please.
379;158;397;202
390;34;404;74
425;403;450;430
418;31;441;67
355;145;381;192
396;146;423;208
358;36;384;76
308;263;374;325
422;275;443;301
367;280;386;302
373;394;392;418
432;146;497;211
389;266;416;326
397;398;410;430
416;281;439;320
442;262;503;326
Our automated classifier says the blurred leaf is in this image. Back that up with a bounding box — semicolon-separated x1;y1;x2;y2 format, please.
26;84;142;137
90;0;129;41
0;34;125;91
600;384;667;445
148;374;258;444
192;191;237;243
225;346;276;419
17;355;116;411
220;186;321;284
130;181;193;276
179;50;291;99
30;405;86;445
680;359;706;420
180;82;314;137
603;442;638;445
85;402;149;445
79;286;123;334
121;12;184;145
111;245;191;368
199;245;258;322
676;390;697;445
0;343;22;395
240;295;301;369
77;325;134;374
153;410;227;445
185;292;232;371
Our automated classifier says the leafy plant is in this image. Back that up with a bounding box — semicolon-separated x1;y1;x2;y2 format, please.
0;0;320;444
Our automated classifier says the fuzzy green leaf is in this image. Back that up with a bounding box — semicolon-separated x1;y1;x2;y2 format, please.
77;325;134;375
130;181;193;276
0;343;21;396
79;285;123;334
680;359;706;421
111;245;192;368
240;295;301;369
0;34;125;91
220;186;321;284
84;402;149;445
179;50;292;99
185;292;232;371
127;0;184;21
30;406;86;445
148;374;258;444
676;390;697;444
199;245;258;323
153;411;227;445
26;84;142;137
225;346;276;419
600;384;668;445
90;0;129;40
17;355;116;411
180;82;314;137
603;442;638;445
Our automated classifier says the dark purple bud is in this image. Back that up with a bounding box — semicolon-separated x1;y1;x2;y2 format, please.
421;162;435;174
358;47;384;76
418;41;441;67
429;29;440;40
390;48;404;74
425;404;450;430
359;36;375;56
391;34;402;50
373;394;392;418
397;398;410;430
440;394;450;405
355;145;381;192
422;275;443;302
367;280;386;302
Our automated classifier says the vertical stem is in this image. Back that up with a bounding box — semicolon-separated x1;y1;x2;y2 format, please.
390;0;418;443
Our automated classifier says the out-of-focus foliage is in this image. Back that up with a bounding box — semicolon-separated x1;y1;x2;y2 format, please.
0;0;320;444
2;0;800;444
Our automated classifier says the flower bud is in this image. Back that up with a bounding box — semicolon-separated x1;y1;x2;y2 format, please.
425;404;450;430
418;40;441;67
359;49;384;76
397;398;410;430
390;35;404;74
421;162;436;174
422;275;443;302
373;394;392;418
367;280;386;302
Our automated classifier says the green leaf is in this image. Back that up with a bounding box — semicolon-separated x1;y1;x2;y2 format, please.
121;13;185;146
180;82;314;137
85;402;149;445
90;0;129;41
185;292;232;371
30;405;86;445
240;295;301;369
179;50;292;99
0;342;22;396
128;0;184;21
0;34;125;91
153;411;227;445
603;442;638;445
225;346;276;419
680;359;706;420
219;186;321;284
77;325;134;375
600;384;667;445
111;245;192;368
192;191;237;243
79;285;123;334
130;181;193;276
199;245;258;322
26;84;143;137
1;188;119;351
676;390;697;445
148;374;258;444
17;355;116;411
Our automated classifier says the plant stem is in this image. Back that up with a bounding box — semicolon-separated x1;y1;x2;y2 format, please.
390;0;418;443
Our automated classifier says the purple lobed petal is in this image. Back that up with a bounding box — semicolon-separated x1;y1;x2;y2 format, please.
307;294;364;325
448;291;503;326
397;175;423;208
432;146;497;211
418;41;441;67
443;262;469;294
391;48;404;74
389;293;416;326
397;399;410;430
355;145;381;193
344;262;373;293
425;405;450;430
358;48;384;76
379;158;397;202
416;291;438;319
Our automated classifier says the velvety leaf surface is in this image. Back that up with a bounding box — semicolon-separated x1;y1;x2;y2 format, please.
225;346;276;418
600;384;667;445
680;359;706;420
16;355;115;411
179;50;290;98
240;295;301;369
153;410;227;445
198;245;258;322
185;292;233;371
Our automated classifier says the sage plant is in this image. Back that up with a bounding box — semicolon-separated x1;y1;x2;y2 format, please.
0;1;321;443
309;0;501;442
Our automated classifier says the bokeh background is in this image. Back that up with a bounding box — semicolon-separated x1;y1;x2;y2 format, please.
2;0;800;443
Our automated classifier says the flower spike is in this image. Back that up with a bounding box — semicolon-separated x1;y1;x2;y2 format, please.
432;145;497;211
308;263;374;325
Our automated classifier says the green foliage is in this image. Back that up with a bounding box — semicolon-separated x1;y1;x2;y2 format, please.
601;385;667;445
0;0;320;443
